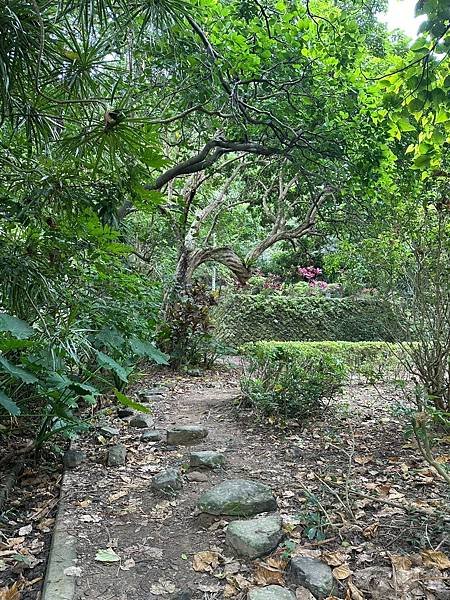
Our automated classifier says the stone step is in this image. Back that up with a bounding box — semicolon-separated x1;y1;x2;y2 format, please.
289;556;335;599
166;425;208;445
198;479;277;516
226;513;284;558
189;450;225;469
248;585;296;600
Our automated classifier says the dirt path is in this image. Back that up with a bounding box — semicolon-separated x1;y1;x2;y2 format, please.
57;367;449;600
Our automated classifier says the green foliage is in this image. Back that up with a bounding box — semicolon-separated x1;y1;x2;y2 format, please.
160;283;230;368
215;294;401;347
239;342;348;420
239;340;403;421
240;340;401;383
0;302;166;445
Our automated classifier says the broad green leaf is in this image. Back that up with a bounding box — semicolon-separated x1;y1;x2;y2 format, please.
129;338;169;364
95;548;120;562
0;339;34;351
96;351;129;382
0;313;34;339
114;389;151;413
436;110;449;124
408;98;424;113
414;153;432;168
398;118;416;132
0;390;21;416
0;356;39;384
95;328;126;350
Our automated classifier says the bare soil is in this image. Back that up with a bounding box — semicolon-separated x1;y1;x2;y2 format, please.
2;364;449;599
61;366;449;599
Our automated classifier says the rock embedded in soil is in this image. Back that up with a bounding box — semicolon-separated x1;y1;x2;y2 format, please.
107;444;127;466
117;407;134;418
141;429;165;442
294;589;316;600
248;585;296;600
63;450;86;469
129;414;154;428
99;425;120;437
226;514;283;558
138;388;166;402
152;468;183;495
289;556;334;599
198;479;277;516
139;387;167;397
189;450;225;469
166;425;208;445
186;471;208;482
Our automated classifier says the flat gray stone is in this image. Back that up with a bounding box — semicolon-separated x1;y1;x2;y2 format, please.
226;514;283;558
138;387;167;396
140;393;165;403
190;450;225;469
107;444;127;466
129;414;154;428
63;450;86;469
99;425;120;437
290;556;334;599
117;407;134;418
187;471;208;482
198;479;277;516
248;586;296;600
141;429;165;442
138;388;166;402
167;425;208;445
152;468;183;495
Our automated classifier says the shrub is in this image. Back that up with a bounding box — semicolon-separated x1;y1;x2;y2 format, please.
239;341;401;420
160;283;232;368
215;294;402;347
0;311;168;447
240;343;347;420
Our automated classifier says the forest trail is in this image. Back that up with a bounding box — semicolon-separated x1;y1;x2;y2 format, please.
53;367;449;600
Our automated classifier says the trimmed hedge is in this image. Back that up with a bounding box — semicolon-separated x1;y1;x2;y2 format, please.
240;340;400;381
239;341;401;419
215;294;401;346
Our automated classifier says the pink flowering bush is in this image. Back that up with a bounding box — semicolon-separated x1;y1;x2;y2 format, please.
297;266;328;290
298;266;322;280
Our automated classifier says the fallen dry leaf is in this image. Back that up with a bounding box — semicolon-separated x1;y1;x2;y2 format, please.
332;563;352;580
226;573;252;591
421;549;450;570
322;551;348;567
254;557;286;586
346;580;365;600
108;490;128;502
390;554;412;571
149;580;177;596
362;522;379;539
0;581;22;600
192;550;220;573
223;583;237;598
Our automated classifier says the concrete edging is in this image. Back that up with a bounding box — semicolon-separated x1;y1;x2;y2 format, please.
41;470;77;600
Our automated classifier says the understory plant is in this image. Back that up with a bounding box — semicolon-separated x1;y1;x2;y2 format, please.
240;346;347;421
0;211;168;449
160;282;230;369
388;199;450;484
